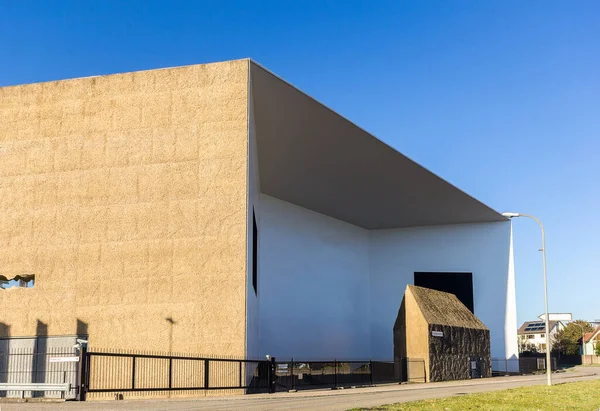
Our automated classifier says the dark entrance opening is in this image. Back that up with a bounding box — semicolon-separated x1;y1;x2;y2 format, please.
469;356;484;379
414;272;474;313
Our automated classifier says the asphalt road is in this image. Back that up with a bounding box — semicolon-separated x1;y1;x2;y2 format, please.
3;368;599;411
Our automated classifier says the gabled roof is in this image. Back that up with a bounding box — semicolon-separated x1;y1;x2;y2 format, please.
517;320;559;335
584;326;600;343
407;285;487;330
250;61;507;230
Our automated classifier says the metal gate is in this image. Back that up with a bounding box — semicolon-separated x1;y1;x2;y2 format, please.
0;347;80;399
81;350;270;398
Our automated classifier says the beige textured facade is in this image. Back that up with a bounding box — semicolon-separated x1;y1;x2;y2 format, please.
0;60;251;357
393;286;430;382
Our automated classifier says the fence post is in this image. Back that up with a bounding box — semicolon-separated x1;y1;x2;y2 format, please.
204;360;209;390
369;359;373;386
86;352;91;394
169;358;173;390
291;358;295;391
334;359;338;389
131;356;136;390
76;343;88;401
268;357;276;394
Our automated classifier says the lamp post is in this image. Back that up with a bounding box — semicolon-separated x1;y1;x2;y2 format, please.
502;212;552;386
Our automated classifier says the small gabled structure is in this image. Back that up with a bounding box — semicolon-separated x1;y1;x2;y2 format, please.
580;326;600;355
394;285;491;382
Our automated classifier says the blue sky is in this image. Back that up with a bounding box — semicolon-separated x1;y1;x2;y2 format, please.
1;1;598;325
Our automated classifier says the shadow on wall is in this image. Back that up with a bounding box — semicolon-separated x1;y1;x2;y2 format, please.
166;317;176;354
0;323;10;397
77;319;89;341
32;320;48;397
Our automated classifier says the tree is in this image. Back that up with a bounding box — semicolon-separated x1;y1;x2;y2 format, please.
553;320;594;355
518;336;539;355
595;342;600;357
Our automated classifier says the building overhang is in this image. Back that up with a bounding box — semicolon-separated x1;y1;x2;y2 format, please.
250;61;506;230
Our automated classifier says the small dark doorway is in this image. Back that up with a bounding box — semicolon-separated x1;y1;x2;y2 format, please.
414;272;474;313
469;356;484;379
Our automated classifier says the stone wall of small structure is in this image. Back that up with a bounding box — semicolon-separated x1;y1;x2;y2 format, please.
428;325;491;382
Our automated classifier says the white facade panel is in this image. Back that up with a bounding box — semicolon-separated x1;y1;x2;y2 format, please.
258;196;517;363
369;222;515;360
504;225;519;371
258;195;371;360
245;77;260;360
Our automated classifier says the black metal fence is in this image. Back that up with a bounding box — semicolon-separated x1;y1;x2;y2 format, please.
267;358;425;392
0;348;568;400
0;346;427;400
6;349;560;399
272;360;371;391
82;352;426;398
0;347;79;399
84;351;270;396
491;358;520;376
518;357;557;374
491;357;557;375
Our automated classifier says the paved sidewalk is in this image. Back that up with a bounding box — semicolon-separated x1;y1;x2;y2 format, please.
2;368;599;411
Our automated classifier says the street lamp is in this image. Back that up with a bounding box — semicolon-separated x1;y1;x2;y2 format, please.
502;212;552;386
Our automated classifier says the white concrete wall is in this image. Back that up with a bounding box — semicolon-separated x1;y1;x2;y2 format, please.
504;226;519;371
504;225;519;365
245;75;260;360
258;195;371;360
369;221;514;360
257;196;517;363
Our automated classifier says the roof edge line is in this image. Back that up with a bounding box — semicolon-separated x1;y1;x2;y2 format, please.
0;58;252;90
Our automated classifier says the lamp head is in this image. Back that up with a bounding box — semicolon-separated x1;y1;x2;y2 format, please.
502;212;520;218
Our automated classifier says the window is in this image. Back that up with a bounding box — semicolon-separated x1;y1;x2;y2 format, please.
540;334;545;338
0;274;34;289
252;210;258;296
527;334;535;339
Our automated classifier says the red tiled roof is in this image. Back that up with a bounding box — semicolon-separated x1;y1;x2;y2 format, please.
584;326;600;343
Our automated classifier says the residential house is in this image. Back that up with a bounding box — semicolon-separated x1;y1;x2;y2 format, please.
580;326;600;355
517;320;564;353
